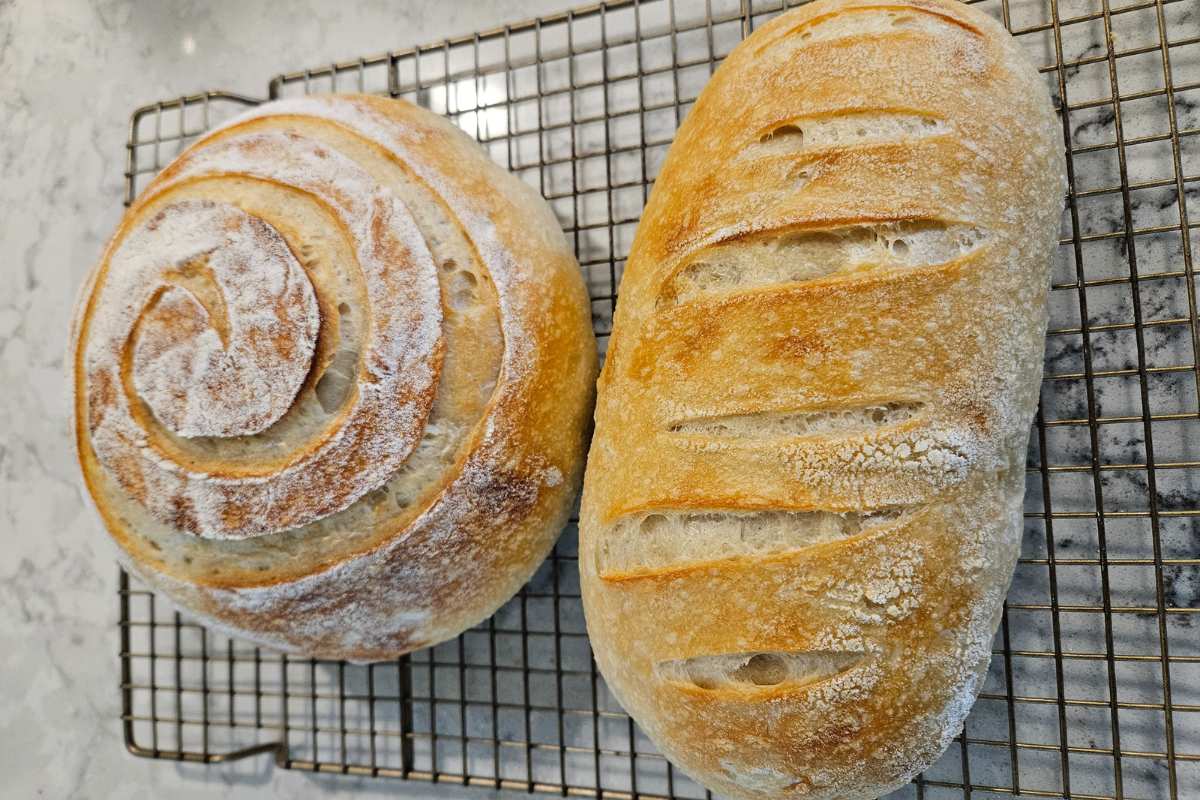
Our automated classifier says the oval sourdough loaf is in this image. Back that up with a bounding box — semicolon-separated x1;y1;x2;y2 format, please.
579;0;1066;797
71;94;596;662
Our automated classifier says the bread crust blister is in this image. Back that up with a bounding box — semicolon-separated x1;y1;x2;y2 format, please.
579;1;1066;797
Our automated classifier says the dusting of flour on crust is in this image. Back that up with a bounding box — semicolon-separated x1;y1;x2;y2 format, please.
84;128;443;539
73;93;593;662
124;201;319;439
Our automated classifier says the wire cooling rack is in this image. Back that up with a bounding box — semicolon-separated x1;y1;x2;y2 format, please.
116;0;1200;797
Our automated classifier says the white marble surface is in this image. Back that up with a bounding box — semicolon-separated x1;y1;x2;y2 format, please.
4;0;1200;798
0;2;573;798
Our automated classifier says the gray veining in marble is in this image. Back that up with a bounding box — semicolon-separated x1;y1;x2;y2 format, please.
3;0;1199;798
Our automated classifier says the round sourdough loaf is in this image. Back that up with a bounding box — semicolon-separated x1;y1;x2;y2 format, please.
579;1;1066;797
71;94;596;662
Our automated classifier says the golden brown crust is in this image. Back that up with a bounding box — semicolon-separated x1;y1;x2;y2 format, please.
72;94;597;661
579;1;1065;797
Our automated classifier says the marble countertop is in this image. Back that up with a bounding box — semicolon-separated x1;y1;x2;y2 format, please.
4;0;1198;798
1;2;572;798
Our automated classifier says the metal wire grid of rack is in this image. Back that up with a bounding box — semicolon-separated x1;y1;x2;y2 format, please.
115;0;1200;797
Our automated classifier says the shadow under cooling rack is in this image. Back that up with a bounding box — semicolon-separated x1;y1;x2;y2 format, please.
119;0;1200;798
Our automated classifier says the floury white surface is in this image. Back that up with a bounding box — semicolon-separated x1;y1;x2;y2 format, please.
0;2;569;798
3;0;1200;799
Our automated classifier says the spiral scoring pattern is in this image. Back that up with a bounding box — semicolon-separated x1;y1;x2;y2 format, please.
127;201;320;438
73;94;598;660
82;115;446;540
